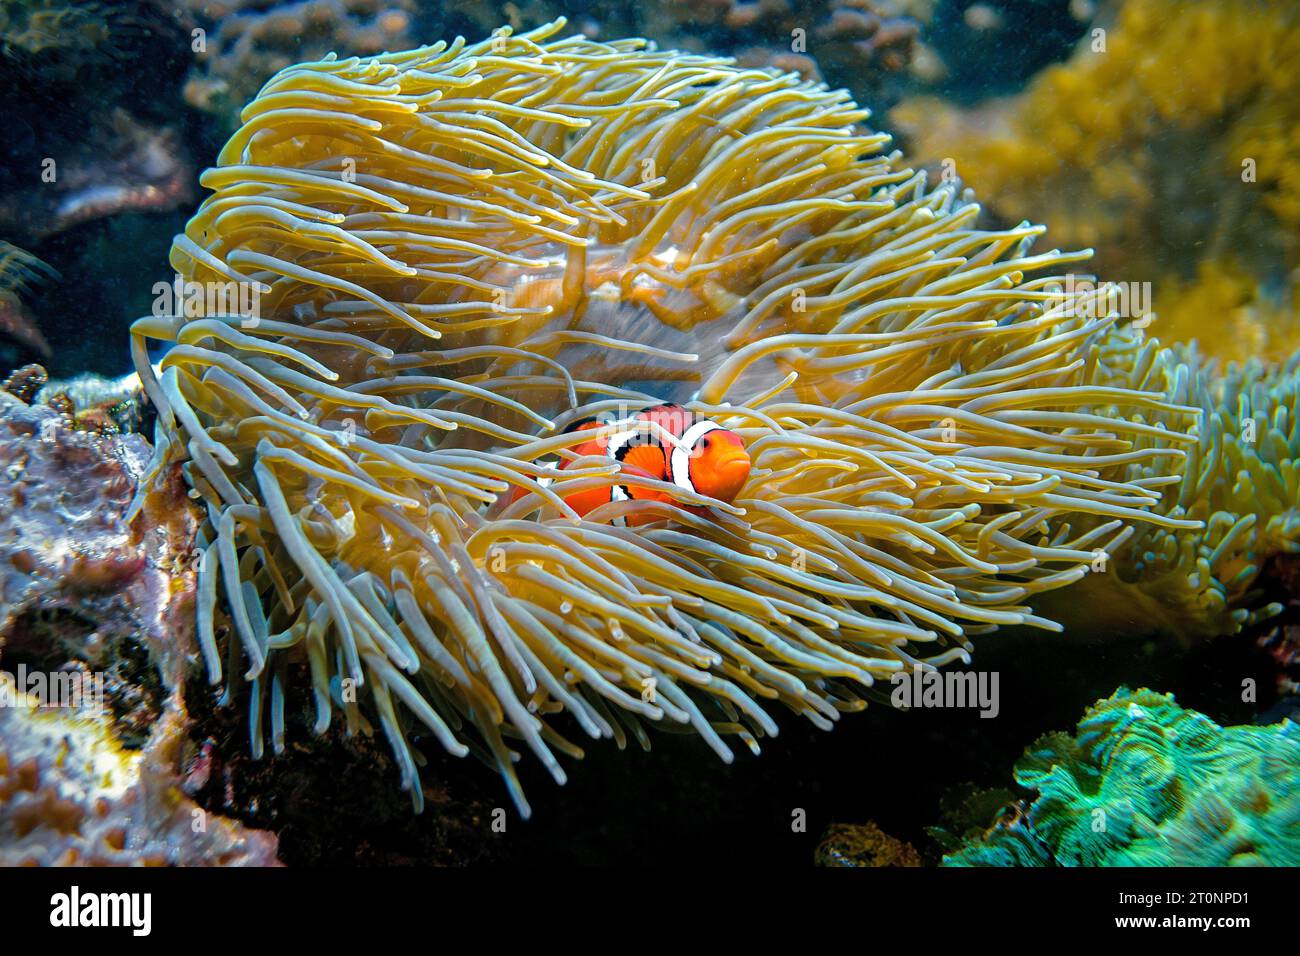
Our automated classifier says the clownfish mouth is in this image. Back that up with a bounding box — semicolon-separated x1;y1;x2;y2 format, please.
702;449;752;503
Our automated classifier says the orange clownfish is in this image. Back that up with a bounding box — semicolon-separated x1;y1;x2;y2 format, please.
524;403;751;523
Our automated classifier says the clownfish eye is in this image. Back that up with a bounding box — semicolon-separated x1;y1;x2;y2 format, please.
702;437;712;449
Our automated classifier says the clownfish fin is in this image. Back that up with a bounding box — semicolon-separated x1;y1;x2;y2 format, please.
619;442;669;482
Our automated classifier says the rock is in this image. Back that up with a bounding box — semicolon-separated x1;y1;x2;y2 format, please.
0;381;280;865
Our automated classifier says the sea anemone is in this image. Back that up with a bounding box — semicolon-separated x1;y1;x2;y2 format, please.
1039;333;1300;641
130;20;1201;816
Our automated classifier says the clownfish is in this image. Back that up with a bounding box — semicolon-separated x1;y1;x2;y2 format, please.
521;403;751;523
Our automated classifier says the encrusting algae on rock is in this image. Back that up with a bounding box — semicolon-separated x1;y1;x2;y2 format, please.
0;674;280;866
0;381;279;864
130;18;1296;818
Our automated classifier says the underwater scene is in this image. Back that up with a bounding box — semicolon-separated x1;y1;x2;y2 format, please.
0;0;1297;910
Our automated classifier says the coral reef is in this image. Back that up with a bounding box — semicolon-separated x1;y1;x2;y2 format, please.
942;687;1300;866
0;4;1297;866
0;380;280;864
179;0;420;131
133;19;1210;816
0;381;163;652
178;0;934;135
890;0;1300;365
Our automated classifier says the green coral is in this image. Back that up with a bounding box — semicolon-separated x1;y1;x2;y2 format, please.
944;688;1300;866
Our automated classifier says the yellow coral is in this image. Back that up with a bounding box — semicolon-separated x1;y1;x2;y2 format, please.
1158;259;1299;366
891;0;1300;364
